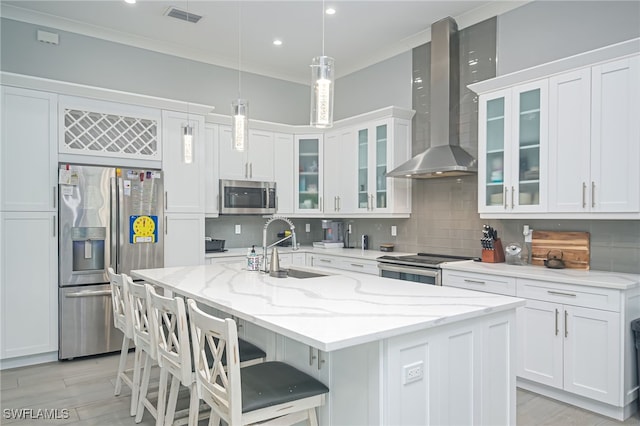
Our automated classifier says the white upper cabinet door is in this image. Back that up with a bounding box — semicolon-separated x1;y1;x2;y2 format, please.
273;133;294;215
204;123;219;216
218;128;275;182
246;129;275;182
218;125;247;181
548;68;592;212
590;55;640;212
294;134;324;214
1;87;58;212
324;128;357;214
162;110;205;213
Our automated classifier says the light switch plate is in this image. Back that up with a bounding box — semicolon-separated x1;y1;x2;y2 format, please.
235;224;241;234
391;225;397;236
305;224;311;233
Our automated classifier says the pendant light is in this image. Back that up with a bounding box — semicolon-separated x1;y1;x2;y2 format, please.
310;0;334;128
232;5;248;151
182;0;194;163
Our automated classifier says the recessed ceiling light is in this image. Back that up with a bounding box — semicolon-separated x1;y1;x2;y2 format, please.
124;0;136;4
273;39;283;46
325;7;336;15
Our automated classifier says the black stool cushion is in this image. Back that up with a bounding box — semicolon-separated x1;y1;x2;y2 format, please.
240;361;329;413
237;338;266;363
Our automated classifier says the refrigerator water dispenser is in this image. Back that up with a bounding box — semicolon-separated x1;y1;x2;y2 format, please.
71;227;106;271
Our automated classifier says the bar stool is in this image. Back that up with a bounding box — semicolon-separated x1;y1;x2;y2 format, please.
187;298;329;426
108;268;139;416
128;277;161;424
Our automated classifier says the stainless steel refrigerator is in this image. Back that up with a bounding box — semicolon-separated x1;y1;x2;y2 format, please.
58;165;164;359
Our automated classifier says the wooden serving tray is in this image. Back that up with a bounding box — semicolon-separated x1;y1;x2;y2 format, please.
531;231;590;270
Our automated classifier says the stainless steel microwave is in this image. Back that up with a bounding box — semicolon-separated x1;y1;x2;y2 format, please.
220;179;276;214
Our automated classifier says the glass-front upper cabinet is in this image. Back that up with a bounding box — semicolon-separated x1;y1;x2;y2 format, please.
294;134;323;213
357;121;389;212
478;79;547;214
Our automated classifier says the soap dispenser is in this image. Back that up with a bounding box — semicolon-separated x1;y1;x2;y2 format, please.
247;245;258;271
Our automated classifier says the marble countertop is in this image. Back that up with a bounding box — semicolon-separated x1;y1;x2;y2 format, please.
205;246;414;262
441;260;640;290
132;262;524;352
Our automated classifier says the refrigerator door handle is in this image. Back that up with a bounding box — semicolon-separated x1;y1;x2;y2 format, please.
110;177;119;273
66;289;113;298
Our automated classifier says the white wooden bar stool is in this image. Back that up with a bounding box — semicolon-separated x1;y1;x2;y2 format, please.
108;268;139;416
187;298;329;426
146;284;202;426
128;277;160;424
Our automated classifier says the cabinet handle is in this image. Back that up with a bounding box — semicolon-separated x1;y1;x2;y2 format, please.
249;163;253;178
309;346;317;366
511;186;515;209
338;196;341;211
317;350;325;370
165;216;168;235
334;196;337;211
320;258;331;263
582;182;587;209
504;186;508;209
591;181;596;208
555;308;559;336
164;191;168;210
53;186;57;209
564;310;568;338
320;196;323;211
547;290;576;298
463;279;485;285
350;263;364;268
244;163;248;178
52;215;56;237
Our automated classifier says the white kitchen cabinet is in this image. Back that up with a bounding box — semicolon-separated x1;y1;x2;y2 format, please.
355;118;413;215
163;213;204;267
218;127;275;182
549;55;640;213
589;56;640;212
204;123;219;216
294;134;324;214
442;270;516;296
324;128;357;214
0;212;58;362
478;80;548;214
58;95;162;166
273;133;295;214
309;253;378;275
1;86;58;212
517;279;621;406
162;110;205;214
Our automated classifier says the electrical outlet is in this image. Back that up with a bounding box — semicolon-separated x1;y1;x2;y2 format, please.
403;361;424;385
348;224;352;234
305;223;311;233
391;225;397;236
235;224;241;234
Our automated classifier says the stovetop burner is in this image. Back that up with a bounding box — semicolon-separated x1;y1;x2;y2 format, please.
377;252;479;268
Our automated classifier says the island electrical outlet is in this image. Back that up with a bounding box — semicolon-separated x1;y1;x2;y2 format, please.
403;361;424;385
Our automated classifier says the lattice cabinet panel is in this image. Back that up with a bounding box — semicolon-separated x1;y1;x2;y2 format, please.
59;96;162;161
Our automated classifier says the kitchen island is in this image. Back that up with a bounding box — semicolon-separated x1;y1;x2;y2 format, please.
132;262;525;425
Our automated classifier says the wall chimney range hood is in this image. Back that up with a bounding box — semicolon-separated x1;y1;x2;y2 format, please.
387;17;477;179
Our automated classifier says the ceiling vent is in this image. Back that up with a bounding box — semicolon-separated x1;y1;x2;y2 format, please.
165;7;202;24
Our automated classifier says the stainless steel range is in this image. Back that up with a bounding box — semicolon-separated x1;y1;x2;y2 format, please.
377;253;479;285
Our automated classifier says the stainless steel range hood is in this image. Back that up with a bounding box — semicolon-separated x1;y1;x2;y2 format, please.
387;17;477;179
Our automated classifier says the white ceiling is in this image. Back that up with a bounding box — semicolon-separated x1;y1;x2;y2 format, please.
1;1;527;84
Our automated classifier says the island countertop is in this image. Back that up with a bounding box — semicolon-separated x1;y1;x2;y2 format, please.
131;262;524;352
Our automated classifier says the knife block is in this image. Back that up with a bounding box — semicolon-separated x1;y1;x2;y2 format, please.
482;238;505;263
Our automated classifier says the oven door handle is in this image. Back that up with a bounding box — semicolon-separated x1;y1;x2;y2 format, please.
378;263;439;278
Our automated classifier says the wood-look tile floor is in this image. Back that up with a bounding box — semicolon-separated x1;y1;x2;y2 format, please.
1;351;639;425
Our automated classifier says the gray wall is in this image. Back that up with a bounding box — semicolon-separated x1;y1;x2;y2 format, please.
497;1;640;75
0;18;309;125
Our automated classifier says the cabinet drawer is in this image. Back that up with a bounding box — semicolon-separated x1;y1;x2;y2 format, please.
339;259;378;275
311;255;341;268
516;279;621;312
443;270;516;296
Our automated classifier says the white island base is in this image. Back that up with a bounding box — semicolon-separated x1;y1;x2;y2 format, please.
266;309;517;425
132;263;522;425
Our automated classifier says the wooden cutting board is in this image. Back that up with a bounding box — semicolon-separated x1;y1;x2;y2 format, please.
531;231;590;270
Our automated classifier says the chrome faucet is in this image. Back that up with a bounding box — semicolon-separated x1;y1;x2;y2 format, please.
262;216;298;272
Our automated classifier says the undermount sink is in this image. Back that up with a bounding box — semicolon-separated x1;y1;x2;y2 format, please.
285;267;330;279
